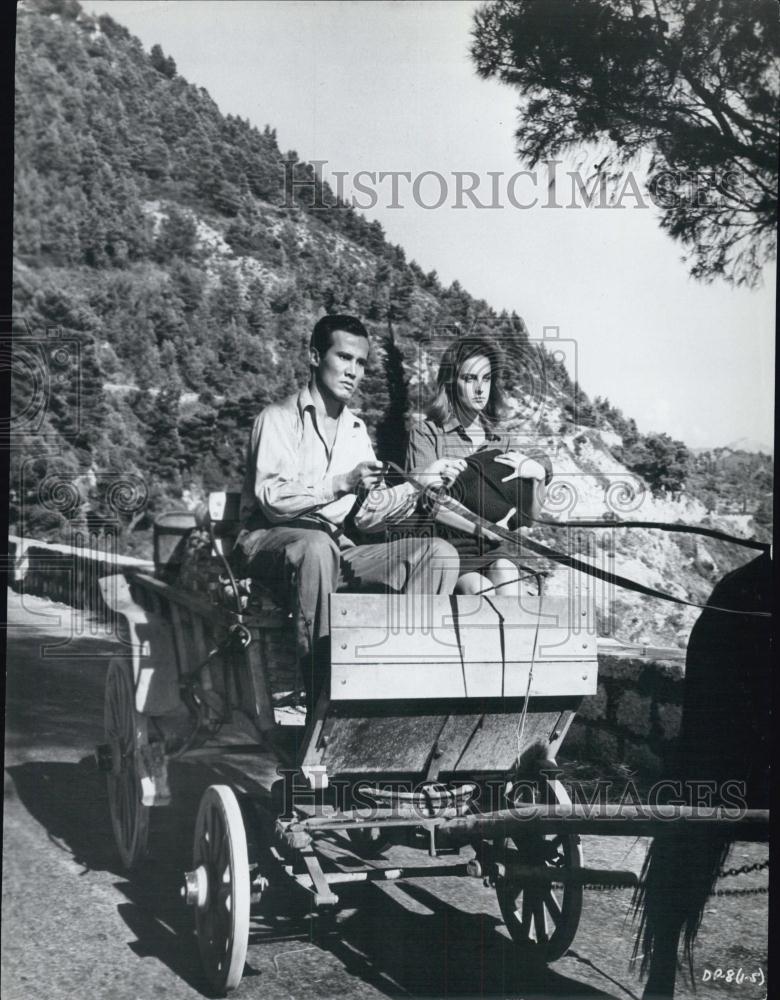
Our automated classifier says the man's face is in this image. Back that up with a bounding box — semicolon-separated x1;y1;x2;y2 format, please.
311;329;369;405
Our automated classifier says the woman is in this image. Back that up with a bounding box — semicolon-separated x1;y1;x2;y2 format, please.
406;335;551;595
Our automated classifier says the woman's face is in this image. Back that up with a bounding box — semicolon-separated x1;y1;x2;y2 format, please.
454;353;492;420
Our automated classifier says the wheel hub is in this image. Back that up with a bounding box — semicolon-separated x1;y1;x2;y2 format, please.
182;865;209;908
109;736;123;777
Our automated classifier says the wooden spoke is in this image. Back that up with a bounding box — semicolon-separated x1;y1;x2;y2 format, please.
520;890;534;940
532;897;548;944
543;889;562;922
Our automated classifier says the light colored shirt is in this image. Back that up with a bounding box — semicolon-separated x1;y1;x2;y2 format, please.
240;385;417;545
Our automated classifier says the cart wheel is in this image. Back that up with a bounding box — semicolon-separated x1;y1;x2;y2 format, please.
192;785;250;995
494;776;583;962
104;657;150;869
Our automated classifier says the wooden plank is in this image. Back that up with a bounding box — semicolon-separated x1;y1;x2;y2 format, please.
315;706;575;777
178;606;207;683
330;625;597;664
169;603;189;680
243;640;276;733
332;592;584;622
259;627;299;694
427;713;483;777
597;639;686;661
330;658;596;700
318;711;450;775
332;592;592;631
546;708;577;762
133;612;182;715
299;690;331;785
456;710;563;773
331;593;596;665
188;613;213;693
99;574;181;715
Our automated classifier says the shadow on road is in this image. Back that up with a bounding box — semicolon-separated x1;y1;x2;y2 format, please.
6;757;121;873
5;754;216;993
5;755;623;998
313;878;617;999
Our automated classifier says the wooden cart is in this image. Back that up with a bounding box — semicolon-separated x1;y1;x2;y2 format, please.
93;494;647;994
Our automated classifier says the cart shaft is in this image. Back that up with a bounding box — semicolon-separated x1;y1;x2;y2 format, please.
293;804;769;841
442;805;770;842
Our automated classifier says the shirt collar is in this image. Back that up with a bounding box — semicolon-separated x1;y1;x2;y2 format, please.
298;384;361;429
441;413;501;442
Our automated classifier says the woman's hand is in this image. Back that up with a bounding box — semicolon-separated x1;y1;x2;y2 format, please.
495;451;547;482
420;456;467;487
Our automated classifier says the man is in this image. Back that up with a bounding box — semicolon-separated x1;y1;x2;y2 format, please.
236;314;460;707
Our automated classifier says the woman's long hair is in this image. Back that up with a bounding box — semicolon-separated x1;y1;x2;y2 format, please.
426;335;511;427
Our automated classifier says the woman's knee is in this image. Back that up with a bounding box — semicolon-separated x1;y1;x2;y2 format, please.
456;572;492;595
429;537;459;566
487;559;522;595
490;558;516;577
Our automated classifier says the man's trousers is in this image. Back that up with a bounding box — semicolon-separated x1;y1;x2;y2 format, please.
234;524;460;704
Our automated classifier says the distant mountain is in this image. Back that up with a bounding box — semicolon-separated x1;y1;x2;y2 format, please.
11;0;771;645
691;439;773;456
723;438;773;456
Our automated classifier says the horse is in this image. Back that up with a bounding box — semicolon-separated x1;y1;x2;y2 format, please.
631;550;772;998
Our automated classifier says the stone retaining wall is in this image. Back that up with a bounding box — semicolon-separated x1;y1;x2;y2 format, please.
563;654;683;781
7;534;153;619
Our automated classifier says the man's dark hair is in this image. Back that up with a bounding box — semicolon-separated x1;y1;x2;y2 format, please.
310;314;369;355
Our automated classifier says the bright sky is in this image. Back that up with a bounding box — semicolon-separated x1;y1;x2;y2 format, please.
87;0;776;450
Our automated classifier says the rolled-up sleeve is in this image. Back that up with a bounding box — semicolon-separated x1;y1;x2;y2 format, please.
352;482;419;533
250;408;338;523
406;421;439;473
348;421;425;532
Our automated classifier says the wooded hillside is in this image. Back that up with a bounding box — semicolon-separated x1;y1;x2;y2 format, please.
11;0;770;575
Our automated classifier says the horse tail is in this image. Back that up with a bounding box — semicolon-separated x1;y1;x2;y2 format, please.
632;829;733;986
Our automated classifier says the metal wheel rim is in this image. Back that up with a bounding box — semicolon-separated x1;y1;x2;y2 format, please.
495;777;583;961
104;657;149;869
193;785;250;995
